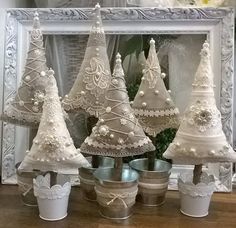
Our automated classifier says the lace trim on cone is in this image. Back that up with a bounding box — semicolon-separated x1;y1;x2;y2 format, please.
133;108;179;117
1;108;40;127
142;122;179;137
62;97;103;117
81;140;155;157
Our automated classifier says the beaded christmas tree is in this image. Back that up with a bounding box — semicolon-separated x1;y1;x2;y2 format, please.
1;12;48;127
62;3;111;118
80;53;155;159
132;38;179;137
19;69;89;173
163;41;236;184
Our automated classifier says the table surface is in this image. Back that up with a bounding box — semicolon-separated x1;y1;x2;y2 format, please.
0;185;236;228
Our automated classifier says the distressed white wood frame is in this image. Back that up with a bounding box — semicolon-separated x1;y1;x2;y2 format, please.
1;7;234;191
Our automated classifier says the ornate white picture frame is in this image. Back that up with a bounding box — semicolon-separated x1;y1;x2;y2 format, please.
1;7;234;191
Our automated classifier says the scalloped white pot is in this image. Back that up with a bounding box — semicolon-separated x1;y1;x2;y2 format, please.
33;174;71;221
178;172;215;217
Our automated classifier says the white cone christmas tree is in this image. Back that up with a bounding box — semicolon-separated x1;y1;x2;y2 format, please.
18;70;89;173
80;53;155;157
132;38;179;137
62;3;111;117
163;41;236;164
1;12;48;127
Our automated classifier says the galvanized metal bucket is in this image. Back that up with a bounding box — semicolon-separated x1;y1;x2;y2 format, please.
129;158;171;206
79;157;114;201
94;167;138;219
15;162;43;206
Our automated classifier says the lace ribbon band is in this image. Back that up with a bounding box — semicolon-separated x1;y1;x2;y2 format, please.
95;187;138;208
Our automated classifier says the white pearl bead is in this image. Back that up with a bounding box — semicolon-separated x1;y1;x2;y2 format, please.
100;119;105;123
40;71;46;77
168;90;171;94
96;21;100;25
209;150;215;155
25;76;31;81
65;95;68;98
128;131;134;137
81;91;85;95
19;101;24;106
176;142;180;147
106;107;111;113
142;102;147;107
154;90;159;95
110;134;114;139
130;101;133;105
190;148;196;153
139;91;144;97
112;79;118;85
96;48;99;51
48;69;54;75
34;101;39;106
161;73;166;79
166;98;171;104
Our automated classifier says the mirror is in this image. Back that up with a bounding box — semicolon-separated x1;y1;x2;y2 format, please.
1;7;234;191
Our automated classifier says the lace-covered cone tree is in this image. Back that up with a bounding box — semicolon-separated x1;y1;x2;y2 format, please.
1;12;48;127
132;38;179;137
163;41;236;165
18;70;89;173
62;3;111;117
80;53;155;157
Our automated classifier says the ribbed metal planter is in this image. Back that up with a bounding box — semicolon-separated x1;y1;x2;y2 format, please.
15;162;43;206
94;167;138;220
79;157;114;201
129;158;171;206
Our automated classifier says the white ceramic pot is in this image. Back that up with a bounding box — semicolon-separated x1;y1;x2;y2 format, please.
178;172;215;217
33;173;71;221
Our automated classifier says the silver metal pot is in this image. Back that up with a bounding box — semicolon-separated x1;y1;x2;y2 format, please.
15;162;43;206
129;158;171;206
94;167;138;219
79;157;114;201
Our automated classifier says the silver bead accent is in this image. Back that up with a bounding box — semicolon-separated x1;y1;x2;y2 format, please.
142;102;147;107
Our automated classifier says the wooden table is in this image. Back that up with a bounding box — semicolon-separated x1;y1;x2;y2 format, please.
0;185;236;228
